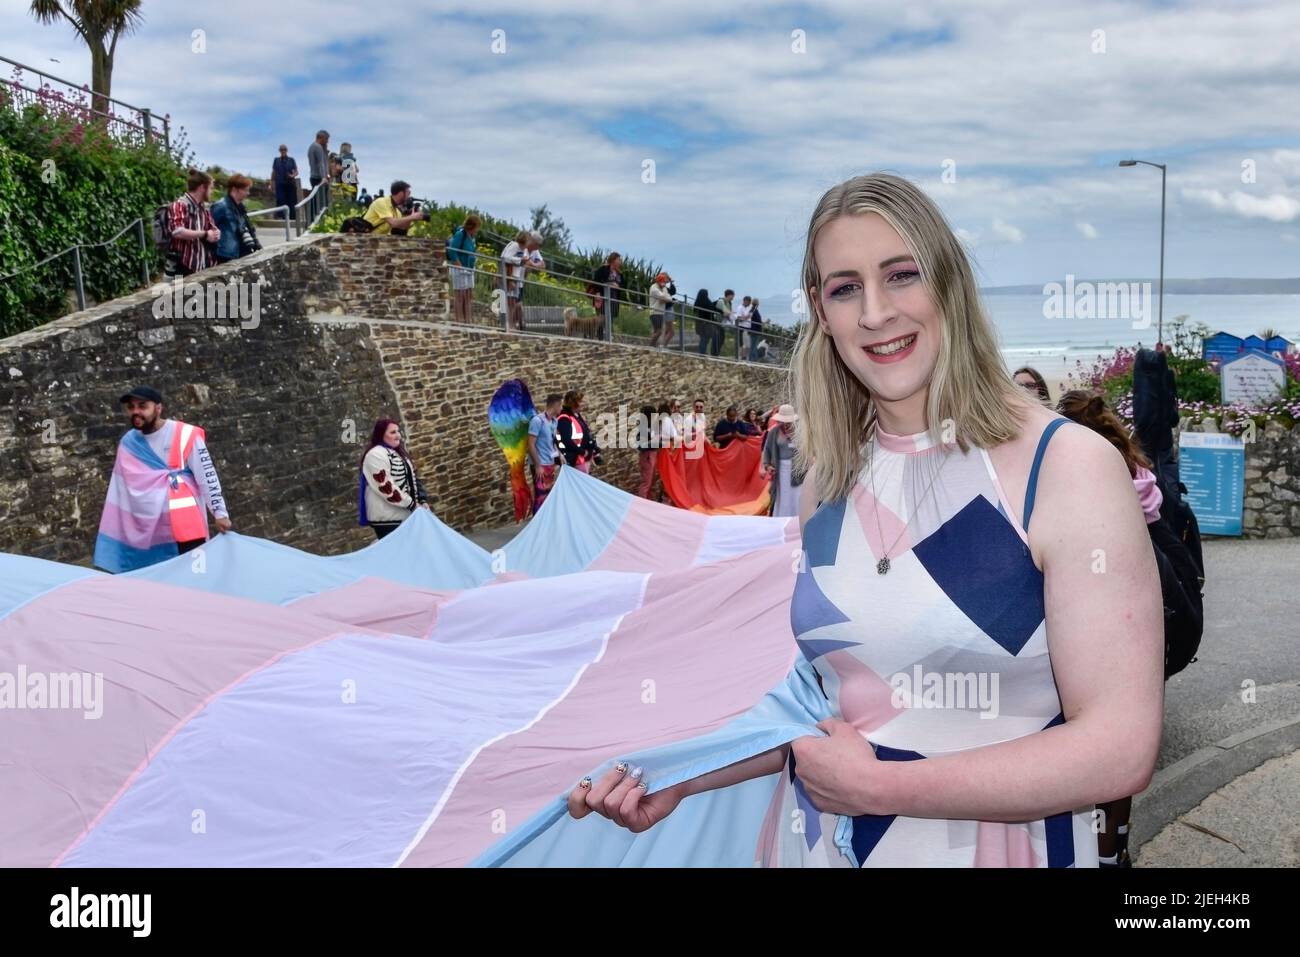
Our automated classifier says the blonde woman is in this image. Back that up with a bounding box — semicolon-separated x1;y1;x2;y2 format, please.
568;172;1163;867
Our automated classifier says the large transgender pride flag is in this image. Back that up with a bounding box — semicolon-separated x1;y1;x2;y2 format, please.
0;468;835;867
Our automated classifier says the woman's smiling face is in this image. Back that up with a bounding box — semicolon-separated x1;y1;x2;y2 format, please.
811;212;943;416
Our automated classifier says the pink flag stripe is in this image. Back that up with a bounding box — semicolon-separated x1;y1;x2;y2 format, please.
290;577;459;638
0;575;392;867
587;496;709;572
399;544;799;867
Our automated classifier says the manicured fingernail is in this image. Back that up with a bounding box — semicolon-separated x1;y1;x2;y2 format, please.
630;766;644;781
578;777;592;789
637;781;648;791
614;761;629;774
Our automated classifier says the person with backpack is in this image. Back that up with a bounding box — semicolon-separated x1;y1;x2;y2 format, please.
1057;389;1204;868
162;169;220;278
211;174;263;264
338;142;360;187
1132;347;1182;505
446;214;481;324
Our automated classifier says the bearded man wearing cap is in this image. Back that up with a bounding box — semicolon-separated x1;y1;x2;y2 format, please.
93;386;232;572
760;404;803;519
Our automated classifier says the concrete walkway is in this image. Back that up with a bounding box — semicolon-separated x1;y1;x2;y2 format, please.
1137;748;1300;866
252;219;303;246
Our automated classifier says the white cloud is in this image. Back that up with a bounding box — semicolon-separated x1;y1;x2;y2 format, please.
992;219;1025;243
3;0;1300;290
1076;222;1099;239
1182;188;1300;223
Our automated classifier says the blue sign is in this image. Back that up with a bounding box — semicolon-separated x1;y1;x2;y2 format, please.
1179;432;1245;536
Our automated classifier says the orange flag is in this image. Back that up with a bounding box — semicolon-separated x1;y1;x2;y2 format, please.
657;435;770;515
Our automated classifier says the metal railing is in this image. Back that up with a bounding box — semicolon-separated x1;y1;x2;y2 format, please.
0;216;152;312
466;225;794;361
246;205;293;242
247;179;333;240
440;251;797;366
0;55;170;151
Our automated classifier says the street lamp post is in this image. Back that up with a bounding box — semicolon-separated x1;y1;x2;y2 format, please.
1119;158;1167;345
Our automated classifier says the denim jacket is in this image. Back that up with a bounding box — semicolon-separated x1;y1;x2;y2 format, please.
211;196;260;260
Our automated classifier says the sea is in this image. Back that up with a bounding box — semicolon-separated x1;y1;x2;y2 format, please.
982;293;1300;376
759;293;1300;376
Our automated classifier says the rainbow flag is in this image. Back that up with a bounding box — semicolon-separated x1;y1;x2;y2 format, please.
487;378;535;522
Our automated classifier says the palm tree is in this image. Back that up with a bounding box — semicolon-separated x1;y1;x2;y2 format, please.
29;1;144;116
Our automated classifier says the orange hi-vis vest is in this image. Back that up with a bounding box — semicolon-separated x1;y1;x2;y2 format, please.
166;420;209;543
555;412;588;464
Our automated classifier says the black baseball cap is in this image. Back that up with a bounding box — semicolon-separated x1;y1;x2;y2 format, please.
119;385;163;404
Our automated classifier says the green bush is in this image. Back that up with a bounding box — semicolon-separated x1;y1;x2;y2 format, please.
1168;355;1221;403
0;95;185;336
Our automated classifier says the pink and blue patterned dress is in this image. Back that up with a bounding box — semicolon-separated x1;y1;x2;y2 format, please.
768;419;1098;867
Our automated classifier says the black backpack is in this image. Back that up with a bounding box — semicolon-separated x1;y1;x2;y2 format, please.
340;216;374;234
1148;494;1205;679
152;203;174;252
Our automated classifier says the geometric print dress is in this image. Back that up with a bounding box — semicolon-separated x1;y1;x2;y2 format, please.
766;418;1098;867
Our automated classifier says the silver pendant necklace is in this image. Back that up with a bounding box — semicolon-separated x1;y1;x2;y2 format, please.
868;430;952;575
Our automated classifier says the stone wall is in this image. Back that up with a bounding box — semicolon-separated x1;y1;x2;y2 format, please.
312;234;451;322
1243;421;1300;538
0;234;787;564
352;318;787;526
0;237;400;562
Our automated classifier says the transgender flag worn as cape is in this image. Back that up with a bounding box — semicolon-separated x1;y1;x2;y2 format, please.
2;468;846;867
94;427;204;573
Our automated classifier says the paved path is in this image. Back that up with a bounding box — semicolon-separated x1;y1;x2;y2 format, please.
1137;748;1300;866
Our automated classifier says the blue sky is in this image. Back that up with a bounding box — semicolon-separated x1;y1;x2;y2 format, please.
4;0;1299;309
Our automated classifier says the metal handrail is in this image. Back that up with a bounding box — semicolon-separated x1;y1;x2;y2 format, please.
470;224;770;332
440;253;796;364
455;230;793;360
0;54;169;137
247;205;292;242
297;179;333;232
244;180;330;243
0;216;152;311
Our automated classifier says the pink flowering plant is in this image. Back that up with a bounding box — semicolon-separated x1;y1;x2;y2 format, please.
1064;316;1299;433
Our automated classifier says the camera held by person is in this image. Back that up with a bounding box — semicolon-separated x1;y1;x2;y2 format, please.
358;180;430;236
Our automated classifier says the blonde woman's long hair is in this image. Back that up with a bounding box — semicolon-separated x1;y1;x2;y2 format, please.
790;172;1022;503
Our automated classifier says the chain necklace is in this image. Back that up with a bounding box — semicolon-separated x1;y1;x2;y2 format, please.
867;429;953;575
